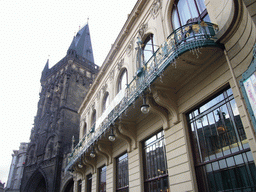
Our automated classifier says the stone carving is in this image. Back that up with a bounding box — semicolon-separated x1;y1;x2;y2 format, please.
109;69;115;81
126;40;133;56
151;0;161;19
102;84;108;94
139;23;148;38
117;58;124;71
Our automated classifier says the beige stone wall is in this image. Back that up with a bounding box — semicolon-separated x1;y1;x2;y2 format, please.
71;0;256;191
244;0;256;24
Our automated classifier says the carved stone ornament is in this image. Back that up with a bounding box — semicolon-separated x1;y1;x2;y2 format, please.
139;23;148;38
109;69;115;81
91;103;95;111
117;58;124;71
126;40;133;56
102;84;108;94
151;0;161;19
96;92;101;100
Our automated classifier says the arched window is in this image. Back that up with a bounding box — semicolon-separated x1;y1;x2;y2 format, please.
172;0;210;30
102;92;110;113
142;34;158;64
82;122;87;136
91;110;96;133
118;69;128;93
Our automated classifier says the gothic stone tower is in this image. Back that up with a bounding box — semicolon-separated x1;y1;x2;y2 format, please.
20;24;99;192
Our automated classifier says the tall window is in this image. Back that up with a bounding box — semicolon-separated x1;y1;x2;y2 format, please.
82;122;87;136
116;153;129;192
118;69;128;93
99;166;107;192
142;34;158;64
187;87;256;191
143;130;169;192
172;0;210;29
87;174;92;192
102;92;110;113
91;110;96;132
77;180;82;192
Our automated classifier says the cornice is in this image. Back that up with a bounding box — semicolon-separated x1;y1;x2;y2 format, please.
78;0;149;114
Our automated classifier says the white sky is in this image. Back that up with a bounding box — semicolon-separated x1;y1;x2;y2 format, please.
0;0;137;185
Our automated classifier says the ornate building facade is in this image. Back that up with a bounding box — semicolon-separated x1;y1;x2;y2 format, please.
66;0;256;192
6;142;28;192
20;24;99;192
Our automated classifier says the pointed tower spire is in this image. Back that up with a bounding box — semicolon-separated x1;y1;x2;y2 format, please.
41;59;49;82
67;24;94;63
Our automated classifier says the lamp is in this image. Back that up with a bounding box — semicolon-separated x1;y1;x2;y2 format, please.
141;93;150;114
90;147;96;158
108;126;116;141
78;158;83;168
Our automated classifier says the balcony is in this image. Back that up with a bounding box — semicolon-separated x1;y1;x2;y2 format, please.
66;21;223;172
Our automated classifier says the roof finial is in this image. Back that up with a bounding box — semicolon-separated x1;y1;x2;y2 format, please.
87;17;89;24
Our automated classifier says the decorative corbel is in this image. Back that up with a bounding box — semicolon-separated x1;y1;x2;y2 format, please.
147;94;169;130
117;121;137;150
83;155;96;174
73;164;84;180
152;87;180;127
115;124;132;152
97;140;113;165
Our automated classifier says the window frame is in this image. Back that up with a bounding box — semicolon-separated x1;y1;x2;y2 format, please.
102;92;110;113
87;173;92;192
98;165;107;192
187;87;256;191
116;152;129;192
142;130;169;192
142;34;157;65
171;0;209;29
117;69;128;93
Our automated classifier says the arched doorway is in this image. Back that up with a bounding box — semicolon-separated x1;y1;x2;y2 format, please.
35;177;46;192
24;171;47;192
63;179;74;192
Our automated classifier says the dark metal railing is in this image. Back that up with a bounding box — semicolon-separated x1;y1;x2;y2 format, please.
65;21;221;172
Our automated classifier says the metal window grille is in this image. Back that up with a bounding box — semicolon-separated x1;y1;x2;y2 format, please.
99;166;106;192
116;153;129;192
187;87;256;191
143;130;169;192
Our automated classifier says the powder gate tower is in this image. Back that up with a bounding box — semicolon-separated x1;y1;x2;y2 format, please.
20;24;99;192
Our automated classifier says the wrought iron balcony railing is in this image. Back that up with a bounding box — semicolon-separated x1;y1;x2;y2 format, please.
66;21;222;171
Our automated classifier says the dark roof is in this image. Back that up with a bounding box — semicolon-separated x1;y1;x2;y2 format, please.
68;24;94;63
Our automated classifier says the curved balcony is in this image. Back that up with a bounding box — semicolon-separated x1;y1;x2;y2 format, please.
65;21;224;172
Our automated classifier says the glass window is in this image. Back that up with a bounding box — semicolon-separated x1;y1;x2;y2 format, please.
118;69;128;93
102;92;110;113
187;87;256;191
143;130;169;192
116;153;129;192
77;180;82;192
91;110;96;132
99;166;107;192
83;122;87;136
171;0;210;29
142;34;158;64
87;174;92;192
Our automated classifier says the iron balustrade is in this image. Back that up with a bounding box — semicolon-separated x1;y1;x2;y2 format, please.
65;21;222;172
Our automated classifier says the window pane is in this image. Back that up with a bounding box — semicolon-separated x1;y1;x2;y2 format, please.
143;130;169;192
116;153;129;191
118;69;127;92
187;88;256;191
99;166;106;192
